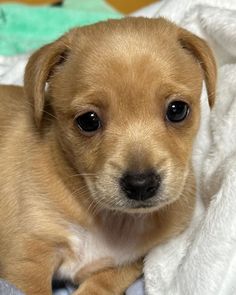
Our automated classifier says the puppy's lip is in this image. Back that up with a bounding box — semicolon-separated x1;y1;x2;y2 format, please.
101;198;170;214
118;202;168;214
133;203;157;209
129;199;168;210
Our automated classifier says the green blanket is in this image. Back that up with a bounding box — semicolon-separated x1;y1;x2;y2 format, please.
0;0;122;56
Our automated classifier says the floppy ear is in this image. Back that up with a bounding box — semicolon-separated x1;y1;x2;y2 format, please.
177;27;217;108
24;29;76;128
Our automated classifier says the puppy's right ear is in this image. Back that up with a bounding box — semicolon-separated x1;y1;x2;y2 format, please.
177;27;217;108
24;29;77;128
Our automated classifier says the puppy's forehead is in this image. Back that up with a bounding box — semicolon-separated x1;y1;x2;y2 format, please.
65;18;202;105
73;18;180;74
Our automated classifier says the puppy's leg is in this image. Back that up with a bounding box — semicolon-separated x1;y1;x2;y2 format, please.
73;261;142;295
5;265;52;295
2;239;57;295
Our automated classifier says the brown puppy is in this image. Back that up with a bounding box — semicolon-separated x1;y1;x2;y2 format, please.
0;17;216;295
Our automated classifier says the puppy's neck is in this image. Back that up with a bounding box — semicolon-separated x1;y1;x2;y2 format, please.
95;209;149;244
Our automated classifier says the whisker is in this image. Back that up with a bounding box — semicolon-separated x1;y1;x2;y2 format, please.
68;173;99;178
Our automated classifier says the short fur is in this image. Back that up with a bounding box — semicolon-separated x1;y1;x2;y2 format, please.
0;17;216;295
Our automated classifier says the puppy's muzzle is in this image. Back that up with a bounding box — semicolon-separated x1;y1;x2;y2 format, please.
120;170;161;201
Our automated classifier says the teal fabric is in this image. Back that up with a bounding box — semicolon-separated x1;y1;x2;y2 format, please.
64;0;117;14
0;2;122;56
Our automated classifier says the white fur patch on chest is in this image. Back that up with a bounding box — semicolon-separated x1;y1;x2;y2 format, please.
56;214;146;281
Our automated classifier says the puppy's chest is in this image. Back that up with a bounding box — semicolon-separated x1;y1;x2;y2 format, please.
57;219;145;281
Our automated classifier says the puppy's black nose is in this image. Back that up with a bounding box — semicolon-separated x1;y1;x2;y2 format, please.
120;170;161;201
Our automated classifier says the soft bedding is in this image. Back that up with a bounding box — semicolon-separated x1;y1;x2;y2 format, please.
142;1;236;295
0;279;23;295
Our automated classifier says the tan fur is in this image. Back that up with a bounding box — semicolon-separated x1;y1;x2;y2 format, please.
0;17;216;295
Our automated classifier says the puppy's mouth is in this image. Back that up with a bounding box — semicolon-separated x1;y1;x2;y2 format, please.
119;197;171;213
92;192;170;214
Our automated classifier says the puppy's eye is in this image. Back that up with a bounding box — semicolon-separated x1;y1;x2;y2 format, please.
75;111;101;133
166;101;189;123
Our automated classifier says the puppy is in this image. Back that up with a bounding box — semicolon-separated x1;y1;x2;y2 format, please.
0;17;216;295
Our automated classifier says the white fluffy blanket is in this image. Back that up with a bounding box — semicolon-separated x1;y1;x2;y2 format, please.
135;1;236;294
1;1;236;294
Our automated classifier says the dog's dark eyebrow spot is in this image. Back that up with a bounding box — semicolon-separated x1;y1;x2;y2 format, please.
47;49;70;81
57;50;70;65
52;49;70;73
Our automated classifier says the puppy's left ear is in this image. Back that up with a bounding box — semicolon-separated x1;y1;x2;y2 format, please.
24;29;77;128
177;27;217;108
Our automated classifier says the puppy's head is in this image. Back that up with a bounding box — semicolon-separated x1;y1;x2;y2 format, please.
24;17;216;213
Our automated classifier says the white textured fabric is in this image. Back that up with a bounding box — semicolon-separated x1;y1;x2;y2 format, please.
0;55;28;85
142;1;236;295
0;279;23;295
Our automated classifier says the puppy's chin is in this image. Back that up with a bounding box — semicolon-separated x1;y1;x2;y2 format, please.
116;205;164;215
92;197;173;215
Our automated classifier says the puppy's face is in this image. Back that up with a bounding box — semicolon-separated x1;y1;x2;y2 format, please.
25;18;216;213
